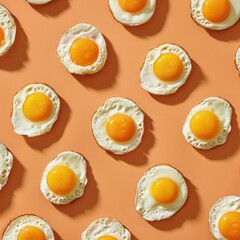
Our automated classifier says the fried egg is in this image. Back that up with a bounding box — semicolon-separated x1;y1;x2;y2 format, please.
40;151;88;205
81;217;131;240
140;43;192;95
92;97;144;155
209;196;240;240
135;165;188;221
27;0;52;4
11;83;60;137
191;0;240;30
235;46;240;71
108;0;156;26
183;97;232;149
2;214;55;240
0;4;16;56
57;23;107;75
0;144;13;190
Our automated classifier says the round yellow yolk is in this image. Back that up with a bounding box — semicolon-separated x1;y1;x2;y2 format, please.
202;0;230;23
150;178;179;205
190;110;220;141
70;38;99;67
23;93;53;122
118;0;147;13
17;226;46;240
97;236;118;240
47;165;77;196
105;114;136;142
0;27;5;47
153;53;184;82
218;211;240;240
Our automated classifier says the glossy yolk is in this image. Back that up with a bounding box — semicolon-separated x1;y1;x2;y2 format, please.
17;226;46;240
23;93;53;122
70;38;99;66
218;211;240;240
150;178;179;205
202;0;230;23
0;27;5;47
153;53;184;82
118;0;147;13
47;165;77;196
97;236;118;240
105;114;136;142
190;110;220;141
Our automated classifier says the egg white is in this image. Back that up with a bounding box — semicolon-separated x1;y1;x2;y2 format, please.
57;23;107;75
235;46;240;71
27;0;52;4
135;165;188;221
92;97;144;155
191;0;240;30
40;151;88;205
81;217;131;240
140;43;192;95
183;97;232;149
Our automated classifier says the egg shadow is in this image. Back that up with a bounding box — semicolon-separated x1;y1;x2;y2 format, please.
151;60;205;105
195;106;240;160
0;16;28;71
53;230;63;240
24;96;71;150
107;113;154;166
54;158;98;217
73;36;118;89
0;155;24;213
149;177;199;230
124;0;168;37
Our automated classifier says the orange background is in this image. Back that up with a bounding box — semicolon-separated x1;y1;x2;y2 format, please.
0;0;240;239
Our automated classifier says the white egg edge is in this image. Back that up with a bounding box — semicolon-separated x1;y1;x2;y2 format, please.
135;165;188;221
182;97;232;149
91;97;144;155
56;23;107;75
27;0;52;4
2;215;55;240
235;46;240;71
140;43;192;95
108;0;156;26
40;151;88;205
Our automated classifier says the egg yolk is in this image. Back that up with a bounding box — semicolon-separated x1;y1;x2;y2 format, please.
17;226;46;240
190;110;220;141
218;211;240;240
97;236;118;240
23;93;53;122
202;0;230;23
153;53;184;82
0;27;5;47
150;178;179;205
47;165;77;196
118;0;147;13
105;114;136;142
70;38;99;67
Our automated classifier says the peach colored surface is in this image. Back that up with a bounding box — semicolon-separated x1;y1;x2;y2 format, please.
0;0;239;239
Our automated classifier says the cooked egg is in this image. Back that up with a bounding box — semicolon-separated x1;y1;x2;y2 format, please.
209;196;240;240
235;46;240;71
191;0;240;30
0;4;16;56
140;43;192;95
0;144;13;190
108;0;156;26
57;23;107;75
27;0;52;4
183;97;232;149
135;165;188;221
11;83;60;137
2;214;54;240
92;97;144;155
81;217;131;240
40;151;88;205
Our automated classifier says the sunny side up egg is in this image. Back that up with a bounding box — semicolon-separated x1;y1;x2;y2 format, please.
191;0;240;30
235;46;240;72
140;43;192;95
135;165;188;221
209;196;240;240
40;151;88;205
27;0;52;4
92;97;144;155
81;217;131;240
108;0;156;26
57;23;107;75
183;97;232;149
2;215;55;240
